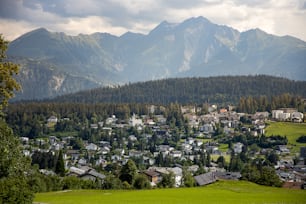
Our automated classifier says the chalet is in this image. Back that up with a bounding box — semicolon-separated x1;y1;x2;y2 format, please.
68;166;86;176
194;172;217;186
79;169;106;182
143;170;161;186
215;172;241;180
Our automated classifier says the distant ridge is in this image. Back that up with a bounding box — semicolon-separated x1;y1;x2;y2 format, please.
7;16;306;101
50;75;306;105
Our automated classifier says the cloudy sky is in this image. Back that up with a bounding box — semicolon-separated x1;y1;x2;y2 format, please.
0;0;306;41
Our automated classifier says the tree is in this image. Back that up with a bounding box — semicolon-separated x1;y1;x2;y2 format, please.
0;35;20;114
55;150;65;176
0;35;33;203
119;159;138;185
158;172;175;188
133;174;151;189
216;156;226;168
182;168;195;187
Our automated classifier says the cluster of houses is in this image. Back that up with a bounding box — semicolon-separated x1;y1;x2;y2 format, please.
272;108;304;122
20;105;306;188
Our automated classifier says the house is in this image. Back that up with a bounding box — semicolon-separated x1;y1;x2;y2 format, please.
85;143;99;151
68;166;86;176
49;136;59;145
291;112;304;123
234;142;243;154
194;172;217;186
171;167;183;187
215;172;241;180
272;110;284;119
277;145;290;154
79;169;106;182
200;123;214;134
47;116;58;123
143;170;161;186
129;113;143;127
20;137;29;145
147;167;183;187
170;151;182;158
300;147;306;158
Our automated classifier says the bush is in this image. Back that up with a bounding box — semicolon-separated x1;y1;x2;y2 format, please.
133;174;151;189
296;135;306;143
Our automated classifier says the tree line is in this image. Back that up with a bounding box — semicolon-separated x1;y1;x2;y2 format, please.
50;75;306;105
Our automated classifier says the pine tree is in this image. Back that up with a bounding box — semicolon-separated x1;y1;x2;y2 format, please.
55;150;65;176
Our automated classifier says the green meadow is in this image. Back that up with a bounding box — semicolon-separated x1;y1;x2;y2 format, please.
265;122;306;154
34;181;306;204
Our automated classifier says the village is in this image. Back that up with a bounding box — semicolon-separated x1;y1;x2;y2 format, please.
19;104;306;189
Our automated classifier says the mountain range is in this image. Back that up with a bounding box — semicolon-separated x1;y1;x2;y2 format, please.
7;16;306;101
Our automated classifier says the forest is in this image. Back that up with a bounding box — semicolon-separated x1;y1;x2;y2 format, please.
49;75;306;105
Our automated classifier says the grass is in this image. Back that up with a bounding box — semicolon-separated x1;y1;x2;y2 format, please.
265;122;306;154
34;181;306;204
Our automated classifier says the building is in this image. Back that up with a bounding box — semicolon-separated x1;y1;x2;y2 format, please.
194;172;217;186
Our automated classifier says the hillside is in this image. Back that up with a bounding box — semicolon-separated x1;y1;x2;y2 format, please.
7;16;306;100
52;75;306;104
8;57;100;101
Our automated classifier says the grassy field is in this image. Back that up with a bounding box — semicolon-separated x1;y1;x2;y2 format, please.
265;122;306;154
34;181;306;204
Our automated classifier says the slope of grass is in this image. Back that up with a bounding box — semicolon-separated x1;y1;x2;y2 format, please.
265;122;306;154
34;181;306;204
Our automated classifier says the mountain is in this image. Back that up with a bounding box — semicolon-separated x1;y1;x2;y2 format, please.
7;16;306;100
9;57;99;101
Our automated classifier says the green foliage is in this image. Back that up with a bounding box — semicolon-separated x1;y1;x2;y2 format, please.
241;162;283;187
238;93;305;113
55;150;65;176
0;35;21;113
119;160;138;185
296;135;306;143
158;172;175;188
0;119;34;203
62;176;83;190
0;176;33;203
102;174;123;190
133;174;151;189
182;169;196;187
53;76;306;105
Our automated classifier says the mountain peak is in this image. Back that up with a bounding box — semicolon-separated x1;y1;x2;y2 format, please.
149;20;177;35
182;16;211;26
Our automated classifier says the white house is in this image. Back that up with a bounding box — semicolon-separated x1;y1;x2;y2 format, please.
291;112;304;122
129;113;143;127
85;143;99;151
272;110;284;119
47;116;58;123
234;142;243;154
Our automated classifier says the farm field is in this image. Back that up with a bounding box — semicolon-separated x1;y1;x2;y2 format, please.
34;181;306;204
265;122;306;154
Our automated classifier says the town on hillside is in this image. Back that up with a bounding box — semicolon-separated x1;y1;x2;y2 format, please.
18;104;306;189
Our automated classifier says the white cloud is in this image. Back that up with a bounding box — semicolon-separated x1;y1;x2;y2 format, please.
0;19;37;41
0;0;305;41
